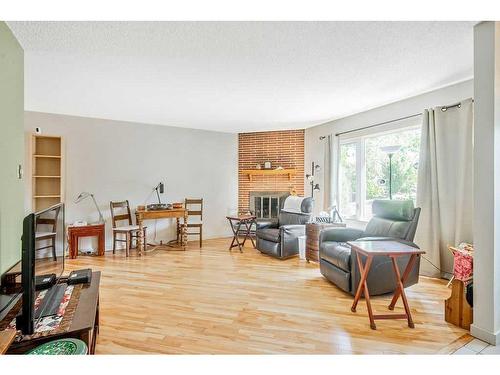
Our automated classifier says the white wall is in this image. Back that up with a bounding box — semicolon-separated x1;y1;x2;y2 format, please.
305;79;474;215
471;21;500;346
25;111;238;252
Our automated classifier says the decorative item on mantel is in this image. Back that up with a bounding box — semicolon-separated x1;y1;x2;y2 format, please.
256;163;262;170
263;161;272;169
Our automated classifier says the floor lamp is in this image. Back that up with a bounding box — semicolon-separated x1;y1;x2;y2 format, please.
306;162;321;198
380;145;401;200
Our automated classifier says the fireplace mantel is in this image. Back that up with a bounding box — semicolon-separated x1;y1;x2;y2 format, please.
241;168;297;182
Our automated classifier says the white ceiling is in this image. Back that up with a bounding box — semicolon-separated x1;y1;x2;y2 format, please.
8;21;474;133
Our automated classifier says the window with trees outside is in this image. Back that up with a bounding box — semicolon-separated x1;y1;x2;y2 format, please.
338;122;421;221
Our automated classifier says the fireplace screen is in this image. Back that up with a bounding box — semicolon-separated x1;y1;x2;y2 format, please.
250;192;289;219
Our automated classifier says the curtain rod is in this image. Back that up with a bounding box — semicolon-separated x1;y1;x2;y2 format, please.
332;113;421;138
319;98;474;139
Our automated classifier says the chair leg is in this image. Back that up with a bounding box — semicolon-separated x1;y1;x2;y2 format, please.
52;238;57;261
125;232;130;257
199;227;202;248
112;233;116;254
129;231;133;251
176;219;180;244
143;228;147;250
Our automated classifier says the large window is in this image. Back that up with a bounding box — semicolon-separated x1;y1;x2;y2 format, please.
338;124;421;221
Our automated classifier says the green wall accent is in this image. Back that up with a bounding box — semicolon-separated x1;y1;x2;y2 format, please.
0;22;24;274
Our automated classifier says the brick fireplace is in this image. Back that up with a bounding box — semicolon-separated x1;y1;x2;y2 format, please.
238;130;305;214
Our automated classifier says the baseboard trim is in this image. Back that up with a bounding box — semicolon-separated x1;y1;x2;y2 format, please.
470;324;500;345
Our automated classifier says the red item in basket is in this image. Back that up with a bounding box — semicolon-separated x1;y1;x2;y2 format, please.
452;248;473;281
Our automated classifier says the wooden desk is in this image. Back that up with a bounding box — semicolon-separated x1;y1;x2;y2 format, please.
68;224;105;259
6;271;101;354
0;330;16;354
136;208;188;254
348;241;425;330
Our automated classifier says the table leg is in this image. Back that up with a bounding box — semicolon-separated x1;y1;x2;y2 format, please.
125;232;130;257
137;215;144;256
388;254;418;310
176;218;180;244
351;252;373;312
98;229;105;256
73;234;79;259
228;219;236;249
351;252;376;329
68;233;74;259
228;219;243;252
390;256;415;328
182;210;188;250
242;220;256;249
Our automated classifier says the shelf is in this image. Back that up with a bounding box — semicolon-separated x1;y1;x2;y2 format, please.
31;134;63;211
241;169;297;182
33;155;62;158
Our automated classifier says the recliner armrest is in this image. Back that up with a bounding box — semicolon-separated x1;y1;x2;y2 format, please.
319;227;364;244
256;220;278;230
280;224;306;237
280;225;306;258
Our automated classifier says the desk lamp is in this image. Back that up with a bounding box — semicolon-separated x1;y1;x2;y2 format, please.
74;192;104;223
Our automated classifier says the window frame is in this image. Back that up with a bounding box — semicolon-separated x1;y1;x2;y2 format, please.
338;120;421;222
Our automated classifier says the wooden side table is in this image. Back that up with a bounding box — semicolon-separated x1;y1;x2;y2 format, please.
348;240;425;330
226;215;257;252
68;224;105;259
305;222;346;263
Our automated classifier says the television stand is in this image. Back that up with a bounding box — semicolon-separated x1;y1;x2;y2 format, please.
5;271;101;354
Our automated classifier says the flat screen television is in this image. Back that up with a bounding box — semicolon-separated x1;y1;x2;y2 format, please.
17;203;65;335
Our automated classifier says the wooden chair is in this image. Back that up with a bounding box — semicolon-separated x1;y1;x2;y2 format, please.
35;205;61;261
177;198;203;247
110;200;147;256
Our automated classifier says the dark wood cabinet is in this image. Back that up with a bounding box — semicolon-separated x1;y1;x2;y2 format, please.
306;223;346;263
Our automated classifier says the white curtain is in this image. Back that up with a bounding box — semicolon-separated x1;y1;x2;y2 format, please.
415;98;474;278
323;134;340;211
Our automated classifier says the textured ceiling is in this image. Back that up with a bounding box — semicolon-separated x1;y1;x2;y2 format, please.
8;21;474;133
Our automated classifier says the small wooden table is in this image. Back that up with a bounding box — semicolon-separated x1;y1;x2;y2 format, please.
68;223;105;259
348;240;425;330
226;215;257;252
136;208;188;255
305;222;346;263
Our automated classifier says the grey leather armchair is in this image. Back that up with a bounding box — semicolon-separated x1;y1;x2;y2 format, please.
319;200;421;295
256;197;313;259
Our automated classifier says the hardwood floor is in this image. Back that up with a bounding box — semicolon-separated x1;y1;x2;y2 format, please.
65;238;471;354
